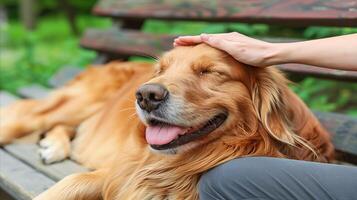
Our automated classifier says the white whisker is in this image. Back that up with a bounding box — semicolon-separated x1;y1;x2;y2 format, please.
128;112;138;120
115;107;136;113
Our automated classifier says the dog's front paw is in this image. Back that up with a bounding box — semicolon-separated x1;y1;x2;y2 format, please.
38;135;70;164
0;125;16;145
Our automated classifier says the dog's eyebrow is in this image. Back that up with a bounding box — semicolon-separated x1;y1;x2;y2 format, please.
191;58;215;70
159;58;171;71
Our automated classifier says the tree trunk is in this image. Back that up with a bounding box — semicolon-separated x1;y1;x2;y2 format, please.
61;0;79;36
20;0;37;30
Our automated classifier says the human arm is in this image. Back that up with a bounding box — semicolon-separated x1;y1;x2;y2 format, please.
173;32;357;71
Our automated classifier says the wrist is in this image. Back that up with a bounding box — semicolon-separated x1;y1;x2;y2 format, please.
263;43;284;66
262;43;291;66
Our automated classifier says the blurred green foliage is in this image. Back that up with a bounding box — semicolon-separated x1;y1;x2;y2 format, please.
40;0;96;11
1;15;111;92
290;78;357;116
1;0;97;18
1;12;356;115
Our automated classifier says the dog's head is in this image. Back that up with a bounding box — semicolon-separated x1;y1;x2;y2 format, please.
135;44;314;155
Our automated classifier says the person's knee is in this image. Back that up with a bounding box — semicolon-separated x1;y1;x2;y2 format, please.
199;157;277;198
198;157;281;199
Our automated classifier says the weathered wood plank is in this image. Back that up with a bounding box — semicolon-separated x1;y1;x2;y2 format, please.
0;92;18;107
276;64;357;81
80;29;357;81
17;85;50;99
80;29;174;58
0;149;55;200
0;91;89;181
4;144;89;181
94;0;357;27
48;66;83;88
314;112;357;164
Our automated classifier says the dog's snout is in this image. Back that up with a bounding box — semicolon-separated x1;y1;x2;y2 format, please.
136;83;168;112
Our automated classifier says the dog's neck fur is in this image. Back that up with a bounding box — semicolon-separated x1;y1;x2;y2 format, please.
102;121;286;200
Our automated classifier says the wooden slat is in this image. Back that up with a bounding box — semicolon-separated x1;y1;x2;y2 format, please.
80;29;357;81
0;92;18;107
4;144;89;181
0;91;89;181
94;0;357;27
276;64;357;81
80;29;174;58
314;112;357;164
17;85;50;99
48;66;83;88
0;149;55;200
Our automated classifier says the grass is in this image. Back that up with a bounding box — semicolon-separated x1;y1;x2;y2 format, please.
1;15;356;116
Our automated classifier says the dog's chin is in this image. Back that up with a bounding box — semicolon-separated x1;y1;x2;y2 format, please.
148;140;203;155
145;112;228;155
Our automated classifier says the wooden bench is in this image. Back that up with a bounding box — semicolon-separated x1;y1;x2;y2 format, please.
0;68;87;200
81;0;357;81
1;0;356;199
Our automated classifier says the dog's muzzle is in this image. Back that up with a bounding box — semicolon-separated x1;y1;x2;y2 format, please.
136;83;169;113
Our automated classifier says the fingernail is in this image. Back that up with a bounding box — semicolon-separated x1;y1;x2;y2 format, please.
200;33;210;41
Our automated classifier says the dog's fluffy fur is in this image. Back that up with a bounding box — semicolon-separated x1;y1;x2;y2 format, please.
0;44;334;200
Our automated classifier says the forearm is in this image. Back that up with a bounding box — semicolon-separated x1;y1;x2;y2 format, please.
268;34;357;71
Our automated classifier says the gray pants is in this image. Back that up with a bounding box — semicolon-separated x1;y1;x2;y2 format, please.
198;157;357;200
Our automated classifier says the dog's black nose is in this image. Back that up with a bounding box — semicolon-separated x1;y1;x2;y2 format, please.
136;83;168;112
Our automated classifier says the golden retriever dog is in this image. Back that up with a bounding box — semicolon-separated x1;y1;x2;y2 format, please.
0;44;334;200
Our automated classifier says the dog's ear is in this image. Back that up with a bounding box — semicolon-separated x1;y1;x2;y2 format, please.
251;68;310;148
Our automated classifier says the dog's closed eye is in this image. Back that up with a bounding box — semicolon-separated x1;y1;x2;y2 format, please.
199;69;211;76
198;68;227;78
155;69;163;75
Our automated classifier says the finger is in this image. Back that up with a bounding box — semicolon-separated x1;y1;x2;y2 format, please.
175;32;241;44
175;35;203;44
174;32;245;47
174;36;201;45
201;33;232;42
173;41;192;47
174;38;192;45
201;35;236;53
173;40;193;47
202;32;246;42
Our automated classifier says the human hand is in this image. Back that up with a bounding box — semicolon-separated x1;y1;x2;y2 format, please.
173;32;279;67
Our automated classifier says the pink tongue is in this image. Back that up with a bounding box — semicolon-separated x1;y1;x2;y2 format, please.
146;125;187;145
